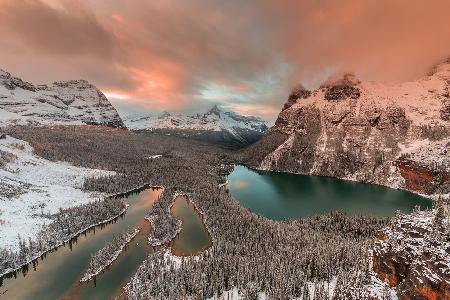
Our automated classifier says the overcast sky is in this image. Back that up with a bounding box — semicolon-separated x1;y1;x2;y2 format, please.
1;0;450;120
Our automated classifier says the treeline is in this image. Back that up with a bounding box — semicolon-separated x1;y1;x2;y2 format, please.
81;227;139;282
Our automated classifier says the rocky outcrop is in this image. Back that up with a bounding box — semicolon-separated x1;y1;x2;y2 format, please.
441;99;450;121
395;158;450;195
373;206;450;299
282;84;311;111
0;69;125;128
321;73;362;101
240;61;450;198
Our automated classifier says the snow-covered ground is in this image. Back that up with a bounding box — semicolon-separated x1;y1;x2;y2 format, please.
206;278;337;300
398;137;450;172
0;136;115;251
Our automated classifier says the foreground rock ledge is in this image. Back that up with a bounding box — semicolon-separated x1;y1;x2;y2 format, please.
373;206;450;299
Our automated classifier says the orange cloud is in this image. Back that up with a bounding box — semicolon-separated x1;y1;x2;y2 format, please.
1;0;450;119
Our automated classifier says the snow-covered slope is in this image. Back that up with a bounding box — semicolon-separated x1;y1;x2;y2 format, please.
124;105;268;146
0;135;115;251
0;69;125;128
240;60;450;197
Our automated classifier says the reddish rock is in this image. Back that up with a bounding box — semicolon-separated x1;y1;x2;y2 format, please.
373;210;450;300
395;160;434;192
394;159;450;195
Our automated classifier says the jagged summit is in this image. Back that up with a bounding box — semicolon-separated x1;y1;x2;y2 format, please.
159;111;171;119
427;57;450;77
123;105;268;146
0;69;125;128
206;104;221;115
283;84;312;111
0;69;11;78
320;72;361;88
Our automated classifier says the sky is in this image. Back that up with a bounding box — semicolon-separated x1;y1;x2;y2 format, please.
1;0;450;121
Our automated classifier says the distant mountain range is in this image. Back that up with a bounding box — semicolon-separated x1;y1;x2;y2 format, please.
124;105;268;146
0;69;125;128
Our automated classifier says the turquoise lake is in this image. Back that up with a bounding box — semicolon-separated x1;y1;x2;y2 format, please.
227;165;432;220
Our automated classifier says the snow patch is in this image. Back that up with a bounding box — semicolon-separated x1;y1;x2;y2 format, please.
0;136;115;251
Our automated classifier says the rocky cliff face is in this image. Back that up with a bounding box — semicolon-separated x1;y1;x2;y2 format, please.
373;206;449;299
241;63;450;198
0;69;125;128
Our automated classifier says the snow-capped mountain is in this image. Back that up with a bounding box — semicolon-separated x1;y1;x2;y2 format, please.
124;105;268;146
0;69;125;128
240;60;450;197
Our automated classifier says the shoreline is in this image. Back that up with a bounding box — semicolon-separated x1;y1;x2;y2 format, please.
169;194;213;257
0;184;159;280
79;227;140;283
234;163;445;202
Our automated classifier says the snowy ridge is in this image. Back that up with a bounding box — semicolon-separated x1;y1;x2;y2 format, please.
123;105;268;144
0;69;125;128
0;136;115;251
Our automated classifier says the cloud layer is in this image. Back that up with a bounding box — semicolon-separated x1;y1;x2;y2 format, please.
1;0;449;120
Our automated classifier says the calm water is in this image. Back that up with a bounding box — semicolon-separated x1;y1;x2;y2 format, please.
170;195;212;256
0;187;162;300
227;165;432;220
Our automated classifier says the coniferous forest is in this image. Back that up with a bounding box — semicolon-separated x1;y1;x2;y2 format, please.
1;125;394;299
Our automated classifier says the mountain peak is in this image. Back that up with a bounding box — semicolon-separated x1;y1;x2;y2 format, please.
159;111;171;118
0;69;11;78
0;68;125;128
206;104;222;116
321;72;361;88
427;57;450;77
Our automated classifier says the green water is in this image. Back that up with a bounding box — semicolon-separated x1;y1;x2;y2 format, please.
227;165;432;220
0;187;162;300
170;196;212;256
73;225;151;300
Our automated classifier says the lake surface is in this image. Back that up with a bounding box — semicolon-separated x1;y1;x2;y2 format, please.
0;187;162;300
170;195;212;256
227;165;432;220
